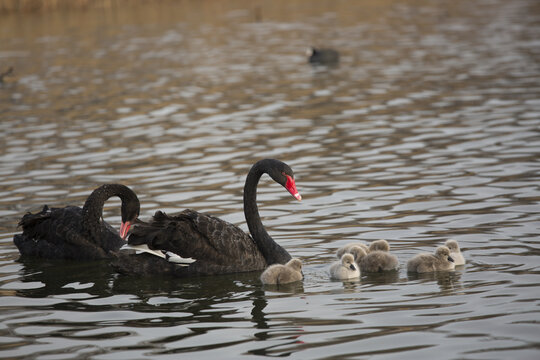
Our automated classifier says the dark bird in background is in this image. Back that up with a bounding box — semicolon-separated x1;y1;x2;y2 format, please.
307;47;339;66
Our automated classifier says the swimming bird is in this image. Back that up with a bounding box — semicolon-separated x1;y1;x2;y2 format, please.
407;246;455;273
445;239;465;266
306;47;339;65
260;258;303;285
368;239;390;252
113;159;302;277
13;184;140;260
347;245;368;263
358;239;399;273
329;253;360;280
0;66;13;83
336;242;369;259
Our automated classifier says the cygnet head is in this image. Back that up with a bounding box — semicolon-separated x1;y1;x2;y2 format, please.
349;246;367;262
342;253;357;271
445;239;465;265
435;246;454;263
369;239;390;252
286;258;303;272
445;239;460;252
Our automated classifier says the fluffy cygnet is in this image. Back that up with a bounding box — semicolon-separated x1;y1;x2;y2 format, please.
445;239;465;266
368;239;390;252
260;258;303;285
407;246;455;273
360;251;399;273
329;253;360;280
336;242;369;259
347;246;368;262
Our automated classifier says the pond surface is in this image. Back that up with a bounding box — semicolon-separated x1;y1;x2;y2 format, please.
1;0;540;358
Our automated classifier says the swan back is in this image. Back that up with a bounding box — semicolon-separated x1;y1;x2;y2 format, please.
329;254;360;280
260;258;303;284
445;239;465;266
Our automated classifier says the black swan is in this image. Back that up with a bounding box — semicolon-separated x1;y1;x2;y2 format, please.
113;159;302;277
307;47;340;65
13;184;140;260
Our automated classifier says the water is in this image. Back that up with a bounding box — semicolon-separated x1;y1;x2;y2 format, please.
1;0;540;358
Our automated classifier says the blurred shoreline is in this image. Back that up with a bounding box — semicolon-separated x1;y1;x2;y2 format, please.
0;0;125;13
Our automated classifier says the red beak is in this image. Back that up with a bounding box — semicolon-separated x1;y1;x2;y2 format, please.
119;221;132;240
285;175;302;201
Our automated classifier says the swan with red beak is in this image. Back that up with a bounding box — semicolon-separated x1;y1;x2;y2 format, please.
284;173;302;201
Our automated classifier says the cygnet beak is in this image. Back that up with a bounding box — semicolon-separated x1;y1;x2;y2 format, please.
448;255;455;263
349;264;356;271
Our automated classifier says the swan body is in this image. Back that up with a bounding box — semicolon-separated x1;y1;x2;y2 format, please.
337;240;398;273
329;254;360;280
407;246;455;273
359;240;399;272
360;251;399;273
307;47;339;65
260;258;303;285
113;159;301;277
445;239;465;266
13;184;140;260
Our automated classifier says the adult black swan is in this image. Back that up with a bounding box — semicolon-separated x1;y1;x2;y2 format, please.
14;184;140;260
113;159;302;277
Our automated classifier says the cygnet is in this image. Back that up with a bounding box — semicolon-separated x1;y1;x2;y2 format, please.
407;246;455;273
445;239;465;266
336;242;369;259
260;258;303;285
368;239;390;252
329;253;360;280
360;251;399;273
347;245;368;263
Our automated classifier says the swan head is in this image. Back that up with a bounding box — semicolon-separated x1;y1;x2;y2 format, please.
342;253;357;271
286;258;303;272
349;246;367;261
263;159;302;201
119;190;140;240
436;246;454;263
369;239;390;252
306;47;317;57
445;239;460;252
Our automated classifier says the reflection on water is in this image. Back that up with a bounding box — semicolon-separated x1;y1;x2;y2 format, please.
1;0;540;358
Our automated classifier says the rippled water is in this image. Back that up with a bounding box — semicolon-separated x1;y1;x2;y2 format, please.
1;0;540;358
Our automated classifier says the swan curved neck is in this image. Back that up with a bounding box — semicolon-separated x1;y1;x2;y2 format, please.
82;184;133;239
243;162;291;265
